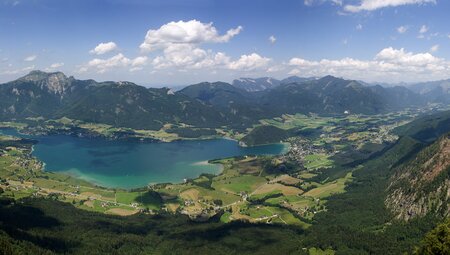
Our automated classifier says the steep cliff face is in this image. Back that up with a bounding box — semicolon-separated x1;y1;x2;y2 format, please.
386;133;450;221
17;70;73;96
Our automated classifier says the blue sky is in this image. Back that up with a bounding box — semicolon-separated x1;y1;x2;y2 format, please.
1;0;449;85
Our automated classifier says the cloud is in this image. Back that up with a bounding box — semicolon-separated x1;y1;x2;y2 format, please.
288;47;450;82
304;0;342;6
44;62;64;71
430;44;439;52
137;19;269;72
90;42;118;55
356;24;363;30
137;19;255;71
50;62;64;69
344;0;436;13
129;56;149;72
131;56;148;67
87;53;130;73
419;25;428;33
397;26;408;34
267;65;285;73
150;44;229;70
1;65;35;75
24;55;37;62
417;25;429;39
228;53;271;71
269;35;277;44
139;20;242;52
82;53;148;73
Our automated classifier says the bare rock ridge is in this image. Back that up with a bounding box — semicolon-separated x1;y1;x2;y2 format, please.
386;133;450;220
18;70;72;95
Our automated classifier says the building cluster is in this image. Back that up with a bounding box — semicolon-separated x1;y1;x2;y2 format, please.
282;137;330;164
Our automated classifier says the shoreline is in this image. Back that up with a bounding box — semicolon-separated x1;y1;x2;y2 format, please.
53;160;227;191
3;125;289;191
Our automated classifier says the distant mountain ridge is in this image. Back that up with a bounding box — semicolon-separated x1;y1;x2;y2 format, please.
0;71;236;130
232;77;280;92
368;78;450;104
407;79;450;104
0;71;446;130
231;76;317;92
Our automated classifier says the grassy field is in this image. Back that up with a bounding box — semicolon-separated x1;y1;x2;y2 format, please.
304;154;334;170
309;247;335;255
212;175;267;194
259;113;337;131
304;172;352;198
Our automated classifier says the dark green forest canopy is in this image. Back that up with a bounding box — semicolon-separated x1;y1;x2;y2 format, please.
0;198;305;255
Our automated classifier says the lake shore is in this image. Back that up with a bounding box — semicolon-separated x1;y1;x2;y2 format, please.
2;126;288;190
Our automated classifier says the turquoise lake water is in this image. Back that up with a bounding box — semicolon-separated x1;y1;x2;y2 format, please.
0;129;287;188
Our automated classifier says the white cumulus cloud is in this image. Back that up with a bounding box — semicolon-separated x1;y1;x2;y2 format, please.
288;47;450;82
82;53;148;73
137;20;254;71
140;20;242;52
90;42;118;55
228;53;271;71
344;0;436;13
151;44;232;70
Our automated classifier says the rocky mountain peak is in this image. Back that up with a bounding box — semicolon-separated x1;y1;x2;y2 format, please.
19;70;71;95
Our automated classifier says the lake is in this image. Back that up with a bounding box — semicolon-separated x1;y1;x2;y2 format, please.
0;129;287;188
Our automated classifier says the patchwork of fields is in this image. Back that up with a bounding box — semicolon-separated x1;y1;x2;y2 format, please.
0;109;422;223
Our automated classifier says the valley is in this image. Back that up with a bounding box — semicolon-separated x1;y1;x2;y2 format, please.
3;1;450;254
0;106;433;223
0;0;450;255
1;106;449;254
0;71;449;254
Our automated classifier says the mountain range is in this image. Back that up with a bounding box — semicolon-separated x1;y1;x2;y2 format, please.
0;71;447;130
230;76;317;92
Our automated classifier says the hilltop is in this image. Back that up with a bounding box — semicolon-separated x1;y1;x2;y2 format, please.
0;71;443;133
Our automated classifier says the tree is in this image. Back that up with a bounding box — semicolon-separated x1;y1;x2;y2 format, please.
415;219;450;255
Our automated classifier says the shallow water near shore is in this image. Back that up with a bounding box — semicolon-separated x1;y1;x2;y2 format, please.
0;128;287;188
